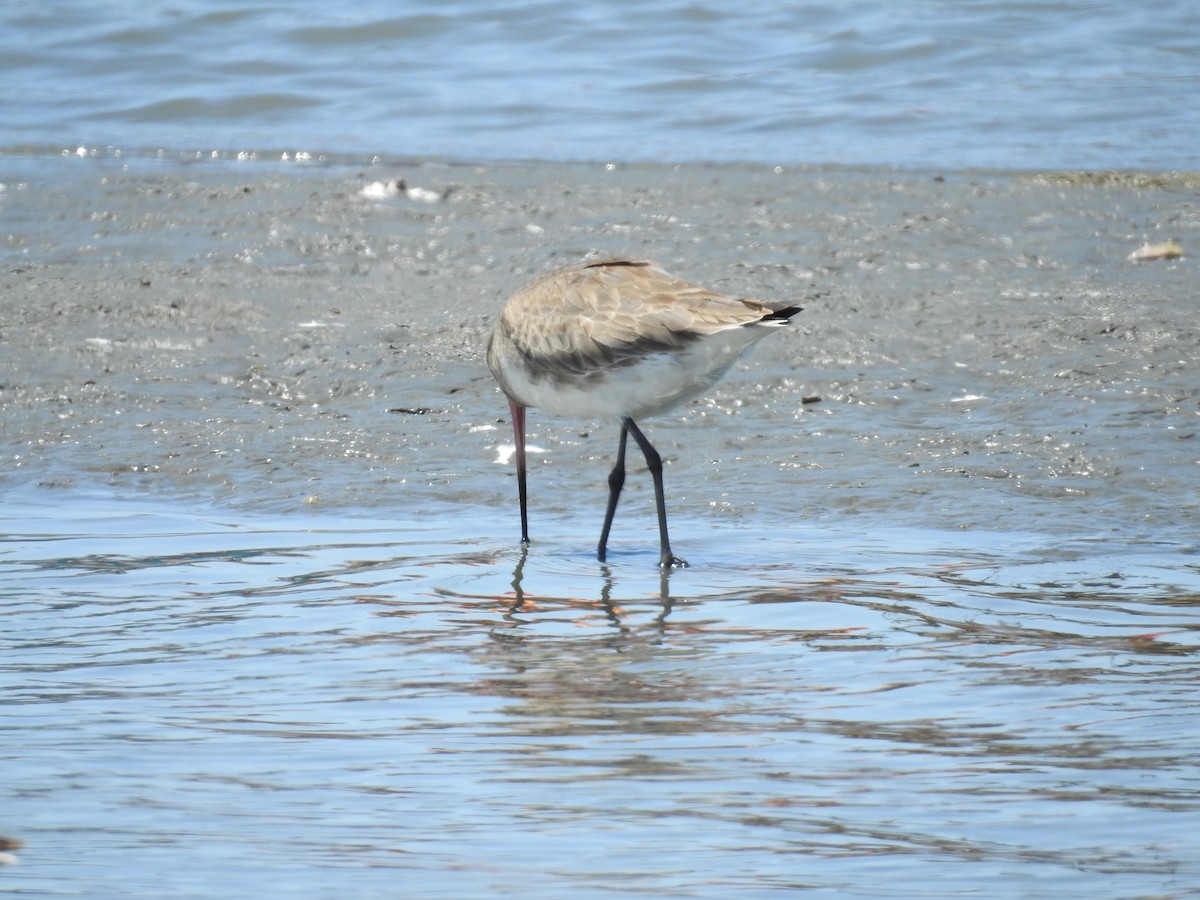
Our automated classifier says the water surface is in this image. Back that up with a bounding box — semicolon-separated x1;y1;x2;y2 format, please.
3;491;1199;896
3;0;1198;168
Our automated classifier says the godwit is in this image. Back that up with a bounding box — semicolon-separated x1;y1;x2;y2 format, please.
487;258;801;568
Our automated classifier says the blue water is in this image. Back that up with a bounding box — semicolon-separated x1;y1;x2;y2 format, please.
4;492;1200;896
2;0;1198;169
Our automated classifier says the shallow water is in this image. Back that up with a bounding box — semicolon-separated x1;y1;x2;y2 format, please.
3;490;1199;896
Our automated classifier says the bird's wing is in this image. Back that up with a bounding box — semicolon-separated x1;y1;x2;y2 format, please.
501;259;787;377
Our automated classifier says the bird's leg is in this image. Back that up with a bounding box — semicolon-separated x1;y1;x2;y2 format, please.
624;419;688;569
509;401;530;545
597;422;629;562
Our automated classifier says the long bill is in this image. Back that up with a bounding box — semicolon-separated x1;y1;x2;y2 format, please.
509;400;530;544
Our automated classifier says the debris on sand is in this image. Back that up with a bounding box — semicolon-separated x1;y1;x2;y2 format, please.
1128;239;1183;262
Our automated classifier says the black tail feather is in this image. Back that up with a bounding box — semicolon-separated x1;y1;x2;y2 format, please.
763;304;803;323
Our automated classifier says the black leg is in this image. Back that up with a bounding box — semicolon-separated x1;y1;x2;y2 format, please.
624;417;691;566
596;418;688;568
597;422;629;562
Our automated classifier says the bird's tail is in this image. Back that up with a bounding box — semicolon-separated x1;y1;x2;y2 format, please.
759;302;803;325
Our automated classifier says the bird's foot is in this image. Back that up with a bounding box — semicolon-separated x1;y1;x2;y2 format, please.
660;554;689;570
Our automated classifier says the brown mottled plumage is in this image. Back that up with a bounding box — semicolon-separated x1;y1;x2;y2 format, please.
487;258;801;568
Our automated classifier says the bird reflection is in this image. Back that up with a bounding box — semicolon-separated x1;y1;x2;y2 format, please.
503;545;674;636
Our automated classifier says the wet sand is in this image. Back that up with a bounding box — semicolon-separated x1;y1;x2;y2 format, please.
3;156;1196;546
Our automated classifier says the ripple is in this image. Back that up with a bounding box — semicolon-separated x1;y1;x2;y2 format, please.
2;488;1198;895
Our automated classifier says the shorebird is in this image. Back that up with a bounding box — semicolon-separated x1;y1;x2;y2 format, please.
487;258;801;568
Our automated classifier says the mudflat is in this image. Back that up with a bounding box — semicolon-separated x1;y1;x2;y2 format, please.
2;157;1195;542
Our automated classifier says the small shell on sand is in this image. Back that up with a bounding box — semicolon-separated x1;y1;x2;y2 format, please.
1128;239;1183;262
358;178;450;203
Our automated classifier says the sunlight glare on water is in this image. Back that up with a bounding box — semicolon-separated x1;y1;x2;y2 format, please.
3;493;1199;896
